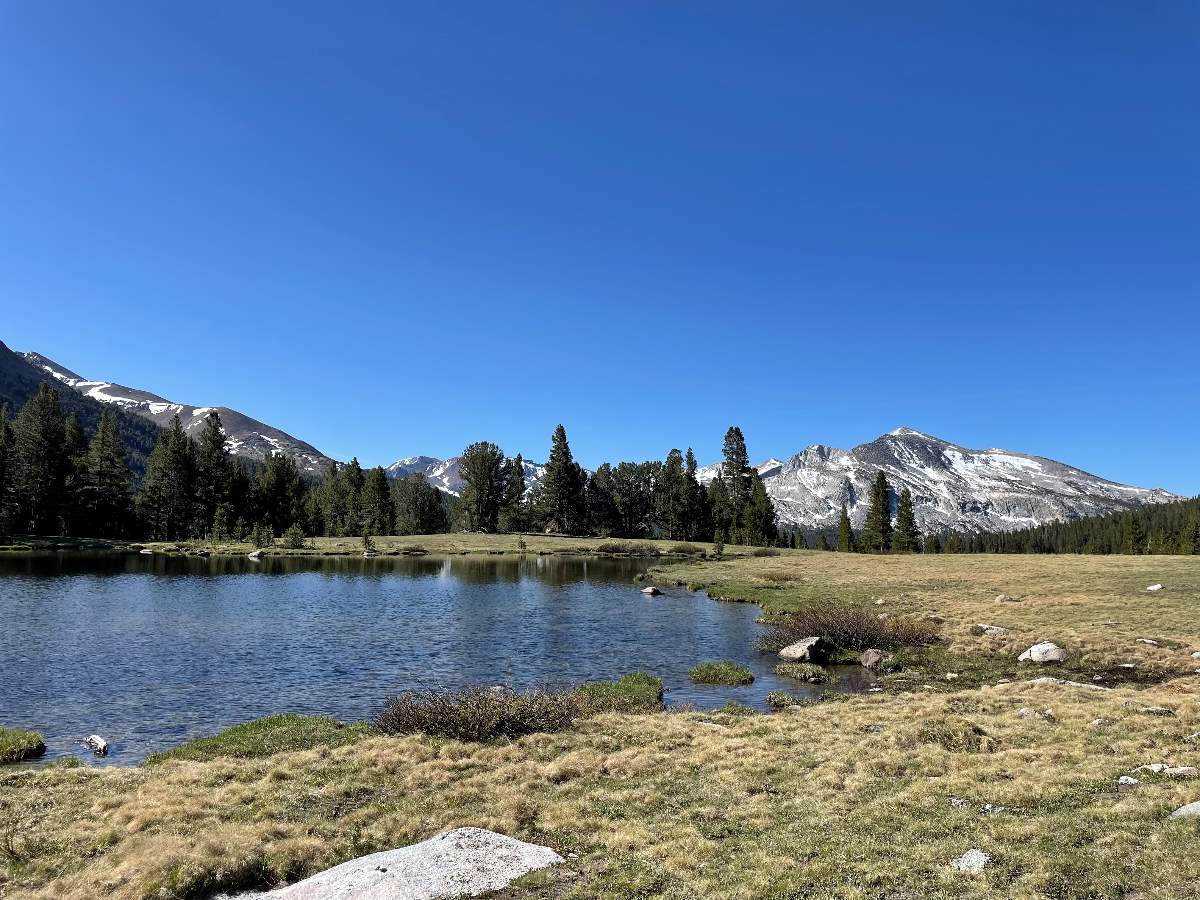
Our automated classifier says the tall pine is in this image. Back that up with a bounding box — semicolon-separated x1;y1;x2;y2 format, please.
859;470;892;553
539;425;587;534
11;384;68;534
0;404;12;539
837;503;854;552
893;487;919;553
138;415;196;540
457;441;509;532
80;410;133;536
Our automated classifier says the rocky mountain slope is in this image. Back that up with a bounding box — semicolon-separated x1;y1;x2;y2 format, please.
387;455;546;496
698;428;1179;534
21;351;334;475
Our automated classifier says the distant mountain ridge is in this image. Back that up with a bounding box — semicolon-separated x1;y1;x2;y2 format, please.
697;428;1179;534
21;351;334;476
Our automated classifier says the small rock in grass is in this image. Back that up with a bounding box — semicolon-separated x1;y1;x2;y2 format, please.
1137;638;1160;647
1019;641;1068;664
926;614;946;624
1118;776;1140;790
1186;732;1200;743
949;797;971;809
1090;718;1114;728
1017;707;1054;721
874;598;886;606
981;803;1007;815
944;673;959;681
950;849;991;874
1134;763;1168;774
1027;677;1109;691
1169;801;1200;819
1191;651;1200;659
995;594;1015;603
971;624;1010;638
1165;767;1200;778
1141;706;1176;717
1146;584;1163;592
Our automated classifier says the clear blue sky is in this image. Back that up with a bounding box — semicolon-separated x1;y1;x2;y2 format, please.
1;3;1196;494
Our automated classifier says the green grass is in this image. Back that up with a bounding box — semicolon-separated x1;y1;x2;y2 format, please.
144;715;371;765
577;672;665;712
688;661;755;685
0;727;45;764
774;662;829;682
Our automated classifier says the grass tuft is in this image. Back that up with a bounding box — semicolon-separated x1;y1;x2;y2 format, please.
914;716;1001;753
773;662;828;683
0;727;46;764
759;600;941;652
689;661;755;686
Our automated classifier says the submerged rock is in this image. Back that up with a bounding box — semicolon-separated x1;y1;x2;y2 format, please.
257;827;563;899
82;735;108;756
778;636;830;664
1018;641;1068;664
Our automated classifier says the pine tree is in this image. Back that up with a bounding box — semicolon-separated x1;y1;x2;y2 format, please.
683;449;711;541
253;452;307;537
923;532;942;554
819;533;832;551
860;471;892;553
80;410;132;536
741;471;778;547
539;425;587;534
194;411;230;536
1180;520;1200;555
837;503;853;552
893;487;919;553
499;454;527;533
585;464;619;536
392;474;450;535
361;467;393;535
656;449;690;539
0;404;12;540
60;414;87;535
138;415;196;540
720;426;752;539
457;441;509;532
1122;514;1146;555
708;475;731;544
11;384;68;535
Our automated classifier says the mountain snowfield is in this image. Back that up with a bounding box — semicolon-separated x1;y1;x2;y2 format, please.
695;428;1178;534
22;352;334;475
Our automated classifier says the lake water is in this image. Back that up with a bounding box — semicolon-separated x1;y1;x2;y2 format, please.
0;552;872;765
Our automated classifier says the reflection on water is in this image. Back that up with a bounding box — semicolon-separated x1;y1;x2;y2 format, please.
0;552;872;765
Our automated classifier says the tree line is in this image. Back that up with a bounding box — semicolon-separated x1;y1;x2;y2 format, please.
0;385;779;546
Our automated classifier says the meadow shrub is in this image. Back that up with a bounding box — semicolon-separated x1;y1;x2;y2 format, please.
577;672;665;712
750;547;781;557
689;661;755;686
376;686;582;741
0;727;46;763
667;543;704;556
767;691;800;709
595;541;658;556
915;717;1000;753
758;601;941;653
280;525;307;549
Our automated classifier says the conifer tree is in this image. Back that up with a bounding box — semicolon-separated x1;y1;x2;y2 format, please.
893;487;919;553
458;441;509;532
741;471;778;547
138;415;196;540
539;425;587;534
1180;520;1200;555
12;384;68;534
837;503;854;552
499;454;527;533
656;449;690;540
80;410;132;536
585;464;619;536
923;532;942;553
683;449;711;541
708;475;731;544
0;404;12;540
720;426;752;539
361;466;393;535
253;452;306;537
819;533;832;551
859;471;892;553
392;474;450;535
1122;514;1146;555
194;411;231;536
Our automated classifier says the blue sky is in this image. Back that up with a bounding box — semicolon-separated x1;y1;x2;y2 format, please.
1;3;1196;494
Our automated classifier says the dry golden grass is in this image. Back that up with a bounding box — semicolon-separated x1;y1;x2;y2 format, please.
3;548;1199;899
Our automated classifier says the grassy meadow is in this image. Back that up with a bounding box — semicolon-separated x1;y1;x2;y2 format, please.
2;542;1199;899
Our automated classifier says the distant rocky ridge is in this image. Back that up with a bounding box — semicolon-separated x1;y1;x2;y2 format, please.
696;428;1179;534
22;351;334;475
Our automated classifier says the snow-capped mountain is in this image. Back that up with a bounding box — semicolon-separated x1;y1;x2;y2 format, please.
698;428;1179;534
22;351;334;475
386;454;546;497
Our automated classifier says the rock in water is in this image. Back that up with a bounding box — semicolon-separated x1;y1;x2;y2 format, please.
860;648;885;669
640;586;662;596
83;735;109;755
247;549;263;561
950;849;991;874
260;828;563;898
1018;641;1068;664
778;636;830;664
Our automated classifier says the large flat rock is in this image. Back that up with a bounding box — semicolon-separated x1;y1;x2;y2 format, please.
256;828;564;899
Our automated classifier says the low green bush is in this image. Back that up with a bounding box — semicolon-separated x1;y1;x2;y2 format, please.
0;727;46;764
689;661;755;686
145;715;371;765
774;662;828;683
667;543;704;556
915;717;1000;753
750;547;781;557
595;541;658;556
758;601;941;653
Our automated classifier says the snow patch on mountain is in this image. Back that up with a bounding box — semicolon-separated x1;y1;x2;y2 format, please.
697;429;1177;534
